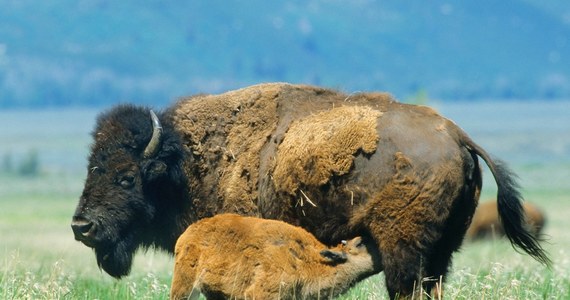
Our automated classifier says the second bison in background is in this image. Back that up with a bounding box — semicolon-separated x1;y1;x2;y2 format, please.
170;214;375;300
466;200;546;241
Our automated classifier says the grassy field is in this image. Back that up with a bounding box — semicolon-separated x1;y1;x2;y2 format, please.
1;103;569;299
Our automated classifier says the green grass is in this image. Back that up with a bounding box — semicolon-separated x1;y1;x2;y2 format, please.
0;173;171;300
1;254;171;299
1;166;569;299
2;173;569;300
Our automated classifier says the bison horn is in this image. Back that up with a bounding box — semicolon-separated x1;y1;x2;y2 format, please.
143;110;163;158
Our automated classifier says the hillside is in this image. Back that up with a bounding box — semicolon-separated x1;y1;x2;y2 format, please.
0;0;569;108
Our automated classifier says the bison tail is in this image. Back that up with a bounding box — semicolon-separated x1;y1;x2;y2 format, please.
463;137;551;267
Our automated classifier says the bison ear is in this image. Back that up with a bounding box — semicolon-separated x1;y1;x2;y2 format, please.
320;249;347;263
142;160;168;182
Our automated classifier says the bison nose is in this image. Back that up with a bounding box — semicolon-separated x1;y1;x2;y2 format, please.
71;216;96;242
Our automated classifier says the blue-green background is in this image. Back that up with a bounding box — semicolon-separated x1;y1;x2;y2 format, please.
1;0;570;108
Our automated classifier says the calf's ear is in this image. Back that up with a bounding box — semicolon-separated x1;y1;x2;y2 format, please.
320;249;347;263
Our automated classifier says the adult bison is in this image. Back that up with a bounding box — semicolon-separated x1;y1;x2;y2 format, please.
71;83;549;299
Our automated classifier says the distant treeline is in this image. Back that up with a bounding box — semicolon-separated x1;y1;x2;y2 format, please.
1;1;569;108
2;150;40;177
1;77;568;109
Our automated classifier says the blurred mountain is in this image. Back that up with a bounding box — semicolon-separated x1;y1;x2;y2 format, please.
0;0;569;108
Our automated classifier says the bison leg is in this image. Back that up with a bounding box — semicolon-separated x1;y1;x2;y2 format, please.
363;199;437;299
170;243;201;300
170;269;201;300
423;246;452;298
424;212;478;298
380;244;426;299
382;244;452;299
424;157;481;298
170;276;200;300
354;152;477;299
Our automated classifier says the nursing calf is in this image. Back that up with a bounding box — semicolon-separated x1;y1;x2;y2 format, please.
170;214;376;300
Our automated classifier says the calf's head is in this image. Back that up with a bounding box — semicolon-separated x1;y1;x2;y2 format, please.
320;236;370;263
320;236;377;282
71;105;185;278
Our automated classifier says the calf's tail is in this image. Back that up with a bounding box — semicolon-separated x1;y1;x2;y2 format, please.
462;136;551;267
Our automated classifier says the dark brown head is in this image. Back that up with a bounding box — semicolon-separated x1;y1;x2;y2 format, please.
71;105;187;278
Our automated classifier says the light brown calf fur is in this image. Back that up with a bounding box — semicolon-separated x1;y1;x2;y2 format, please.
170;214;375;300
466;200;546;240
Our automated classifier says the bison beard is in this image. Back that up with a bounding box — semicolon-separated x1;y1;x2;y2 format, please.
95;234;137;278
72;83;550;299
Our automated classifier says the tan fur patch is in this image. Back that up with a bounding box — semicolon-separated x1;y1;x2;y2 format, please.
172;83;284;216
272;105;381;195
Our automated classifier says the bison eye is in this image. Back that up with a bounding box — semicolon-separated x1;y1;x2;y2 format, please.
119;175;135;188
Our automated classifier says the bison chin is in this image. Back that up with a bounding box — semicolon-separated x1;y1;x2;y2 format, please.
95;236;138;278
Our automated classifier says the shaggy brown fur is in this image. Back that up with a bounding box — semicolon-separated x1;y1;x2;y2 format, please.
466;200;546;240
169;84;391;219
171;84;282;216
170;214;375;300
272;105;381;193
72;83;550;299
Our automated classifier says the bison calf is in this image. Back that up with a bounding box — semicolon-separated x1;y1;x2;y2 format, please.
170;214;375;300
466;200;546;241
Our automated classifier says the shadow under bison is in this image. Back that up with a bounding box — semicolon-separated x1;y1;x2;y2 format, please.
71;83;549;299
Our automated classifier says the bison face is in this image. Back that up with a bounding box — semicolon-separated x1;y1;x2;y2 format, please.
71;106;183;278
73;159;151;277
